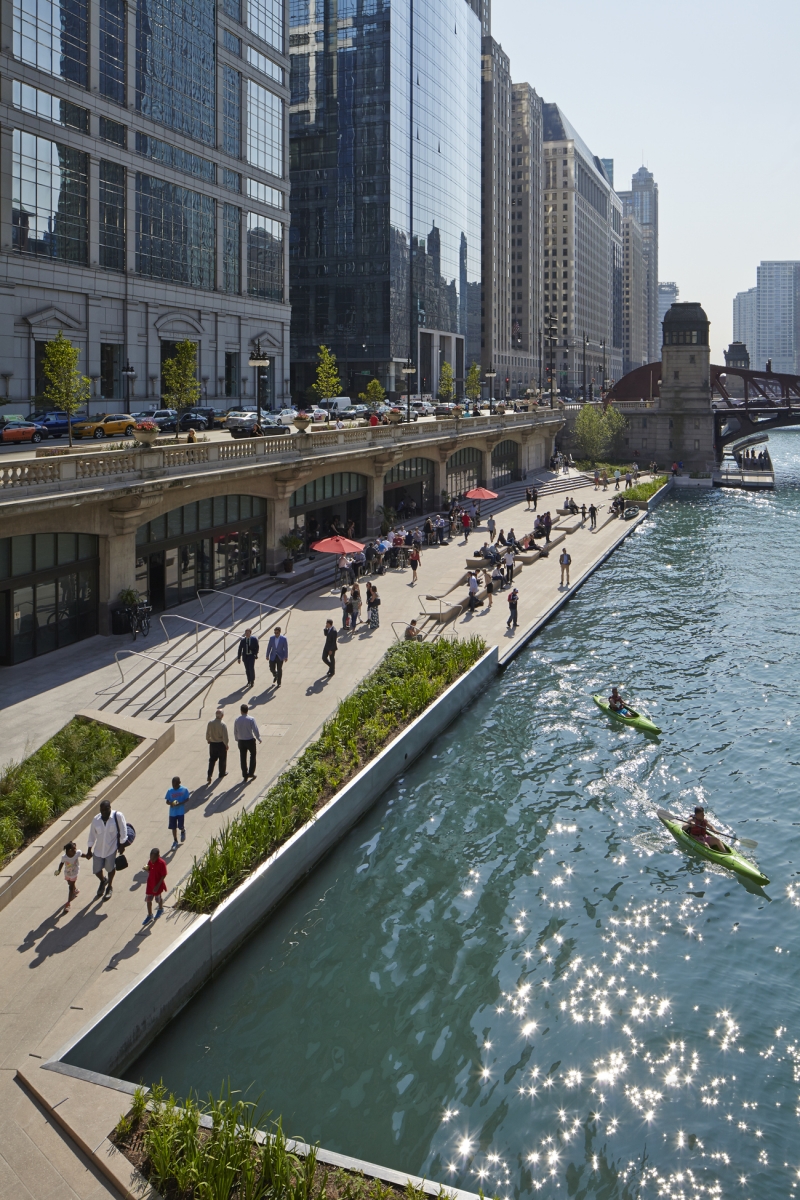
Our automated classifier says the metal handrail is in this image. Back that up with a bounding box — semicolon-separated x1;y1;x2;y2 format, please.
196;588;285;628
158;613;234;655
391;620;425;642
113;649;214;698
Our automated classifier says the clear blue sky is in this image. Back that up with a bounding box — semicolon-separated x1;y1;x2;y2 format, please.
491;0;800;362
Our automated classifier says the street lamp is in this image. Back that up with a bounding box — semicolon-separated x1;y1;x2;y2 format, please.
544;316;558;408
122;360;136;414
485;366;496;415
401;361;416;422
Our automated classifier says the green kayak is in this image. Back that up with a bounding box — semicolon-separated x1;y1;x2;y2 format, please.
593;694;661;735
657;809;769;886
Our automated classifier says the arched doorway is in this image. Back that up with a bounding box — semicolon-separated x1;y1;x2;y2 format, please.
491;440;520;488
383;458;435;519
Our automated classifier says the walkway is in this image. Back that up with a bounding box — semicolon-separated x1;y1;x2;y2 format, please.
0;470;651;1199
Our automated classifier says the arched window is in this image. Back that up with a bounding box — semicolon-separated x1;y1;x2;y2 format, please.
383;458;435;515
491;440;520;488
446;446;482;497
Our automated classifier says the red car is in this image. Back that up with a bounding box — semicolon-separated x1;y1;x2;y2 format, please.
0;418;46;443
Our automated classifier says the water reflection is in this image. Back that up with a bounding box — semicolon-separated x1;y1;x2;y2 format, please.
129;433;800;1200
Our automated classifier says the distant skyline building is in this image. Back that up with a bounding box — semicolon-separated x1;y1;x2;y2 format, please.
288;0;482;401
724;342;750;369
480;36;512;394
618;167;659;362
621;209;646;375
755;262;800;375
733;286;758;366
507;82;543;395
542;103;623;395
658;282;680;331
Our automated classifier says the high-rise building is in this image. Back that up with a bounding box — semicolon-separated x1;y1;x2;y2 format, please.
0;0;291;411
480;36;511;395
618;167;659;361
600;158;614;188
507;83;542;396
288;0;481;402
755;263;800;374
658;282;679;330
621;209;646;375
733;286;757;366
542;103;622;396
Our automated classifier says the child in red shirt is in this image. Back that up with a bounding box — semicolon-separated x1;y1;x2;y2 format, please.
142;848;167;926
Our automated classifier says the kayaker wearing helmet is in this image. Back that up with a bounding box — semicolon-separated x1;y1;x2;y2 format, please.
683;806;729;853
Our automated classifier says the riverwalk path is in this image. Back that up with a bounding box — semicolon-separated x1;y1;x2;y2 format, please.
0;469;653;1199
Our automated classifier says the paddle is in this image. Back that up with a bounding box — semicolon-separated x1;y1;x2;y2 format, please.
658;808;757;850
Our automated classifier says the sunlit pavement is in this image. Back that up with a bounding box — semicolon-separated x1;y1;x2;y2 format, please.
0;470;647;1198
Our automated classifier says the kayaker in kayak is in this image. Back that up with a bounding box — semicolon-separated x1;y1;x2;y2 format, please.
682;806;730;853
608;687;629;713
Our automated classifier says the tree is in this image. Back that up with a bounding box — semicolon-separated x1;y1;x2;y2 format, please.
464;361;481;404
438;360;455;403
42;331;90;447
358;378;386;410
574;403;629;464
604;405;628;458
161;340;200;438
312;344;342;402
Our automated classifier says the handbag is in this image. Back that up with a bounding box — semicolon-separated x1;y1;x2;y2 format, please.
114;811;134;871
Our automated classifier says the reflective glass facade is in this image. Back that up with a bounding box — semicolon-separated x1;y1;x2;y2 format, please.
13;0;87;85
99;0;126;103
247;0;284;51
0;534;98;665
135;174;215;288
247;79;284;177
222;66;242;158
99;159;125;271
12;130;88;263
136;0;216;145
223;203;241;294
289;0;481;397
247;212;283;299
134;133;215;183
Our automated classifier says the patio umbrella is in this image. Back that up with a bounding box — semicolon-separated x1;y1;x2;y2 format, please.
464;486;498;500
310;535;365;554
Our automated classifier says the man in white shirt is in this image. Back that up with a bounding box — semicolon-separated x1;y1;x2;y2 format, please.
234;703;261;780
85;799;128;899
503;548;516;584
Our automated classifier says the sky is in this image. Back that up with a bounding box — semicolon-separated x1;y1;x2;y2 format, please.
491;0;800;362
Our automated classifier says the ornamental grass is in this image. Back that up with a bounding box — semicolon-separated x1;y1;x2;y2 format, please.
180;636;487;913
0;717;140;866
623;475;668;502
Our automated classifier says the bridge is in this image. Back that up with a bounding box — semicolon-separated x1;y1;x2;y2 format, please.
607;360;800;452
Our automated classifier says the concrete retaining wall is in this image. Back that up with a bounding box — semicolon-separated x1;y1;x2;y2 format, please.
51;648;499;1076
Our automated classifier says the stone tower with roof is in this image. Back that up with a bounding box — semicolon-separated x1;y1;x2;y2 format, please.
656;302;714;472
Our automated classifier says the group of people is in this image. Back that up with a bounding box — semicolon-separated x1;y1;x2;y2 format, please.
339;581;383;628
593;464;640;491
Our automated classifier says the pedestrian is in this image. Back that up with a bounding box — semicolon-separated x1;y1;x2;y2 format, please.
141;848;167;926
234;703;260;779
205;707;228;782
266;625;288;687
322;618;338;674
544;511;552;543
625;470;632;490
672;461;679;477
339;586;350;629
589;503;598;529
602;470;609;490
492;562;504;592
531;487;538;511
165;775;189;848
504;547;515;584
237;628;259;689
54;841;81;910
559;547;572;588
467;571;480;612
525;486;532;509
581;503;587;523
487;515;497;543
85;799;128;900
351;583;363;625
367;585;381;630
408;545;420;584
594;468;600;490
507;587;519;629
614;469;621;490
484;569;494;608
461;509;471;541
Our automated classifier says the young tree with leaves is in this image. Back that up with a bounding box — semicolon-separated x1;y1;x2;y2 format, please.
312;344;342;403
464;361;481;405
438;360;455;403
161;340;201;438
42;331;91;447
358;378;386;410
574;403;629;464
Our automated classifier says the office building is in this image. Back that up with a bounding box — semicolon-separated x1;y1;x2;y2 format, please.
621;208;646;375
288;0;481;402
756;262;800;374
732;286;757;366
658;281;679;330
0;0;291;412
618;166;658;361
542;103;622;396
504;82;542;397
480;35;511;396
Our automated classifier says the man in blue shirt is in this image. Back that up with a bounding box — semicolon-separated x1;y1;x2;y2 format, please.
266;625;289;688
165;775;190;848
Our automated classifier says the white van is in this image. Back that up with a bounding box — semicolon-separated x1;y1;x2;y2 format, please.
316;396;353;415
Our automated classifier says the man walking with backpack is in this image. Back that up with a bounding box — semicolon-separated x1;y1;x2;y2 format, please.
85;799;129;900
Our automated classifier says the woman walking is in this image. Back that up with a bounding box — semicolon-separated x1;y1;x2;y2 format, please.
408;545;420;585
484;569;494;608
339;586;350;629
367;585;381;630
351;583;363;626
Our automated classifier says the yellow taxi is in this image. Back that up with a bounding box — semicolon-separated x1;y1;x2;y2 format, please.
71;413;137;440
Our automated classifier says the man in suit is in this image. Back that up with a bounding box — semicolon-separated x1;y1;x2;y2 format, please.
266;625;289;688
237;628;259;688
322;619;338;676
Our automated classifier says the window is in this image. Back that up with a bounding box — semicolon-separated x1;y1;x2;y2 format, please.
247;45;283;84
225;352;240;397
99;0;126;103
223;168;241;192
136;0;216;146
246;80;283;177
135;133;215;182
223;29;241;54
12;131;88;263
99;160;125;271
100;343;122;398
13;0;87;85
12;80;88;131
290;474;366;511
222;0;241;20
246;178;283;208
290;52;309;103
223;204;241;294
247;212;282;299
135;174;215;289
222;66;241;158
247;0;283;51
100;117;126;146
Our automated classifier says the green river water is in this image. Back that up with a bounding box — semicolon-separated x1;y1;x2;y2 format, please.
130;431;800;1199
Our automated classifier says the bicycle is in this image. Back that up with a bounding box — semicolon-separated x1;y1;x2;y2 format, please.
128;603;152;641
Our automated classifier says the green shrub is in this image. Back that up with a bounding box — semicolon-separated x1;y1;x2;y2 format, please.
624;475;668;502
0;717;140;866
180;637;487;913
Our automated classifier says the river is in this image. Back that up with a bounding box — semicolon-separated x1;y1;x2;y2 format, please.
129;430;800;1199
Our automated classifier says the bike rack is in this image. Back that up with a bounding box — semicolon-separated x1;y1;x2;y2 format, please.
113;650;214;698
196;589;286;629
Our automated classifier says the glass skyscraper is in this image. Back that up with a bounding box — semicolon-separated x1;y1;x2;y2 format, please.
288;0;481;401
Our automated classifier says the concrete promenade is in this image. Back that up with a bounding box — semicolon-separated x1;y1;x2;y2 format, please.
0;470;650;1199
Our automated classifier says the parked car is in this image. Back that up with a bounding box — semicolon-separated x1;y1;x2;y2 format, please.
0;417;47;444
308;406;329;422
275;408;298;425
26;410;82;438
340;405;370;420
225;411;290;438
411;400;436;417
178;407;225;431
71;413;137;439
150;408;178;430
434;402;458;417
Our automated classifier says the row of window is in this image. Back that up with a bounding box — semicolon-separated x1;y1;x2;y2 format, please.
11;131;284;297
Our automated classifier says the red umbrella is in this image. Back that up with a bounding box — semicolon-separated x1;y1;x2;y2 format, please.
310;535;365;554
464;486;498;500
